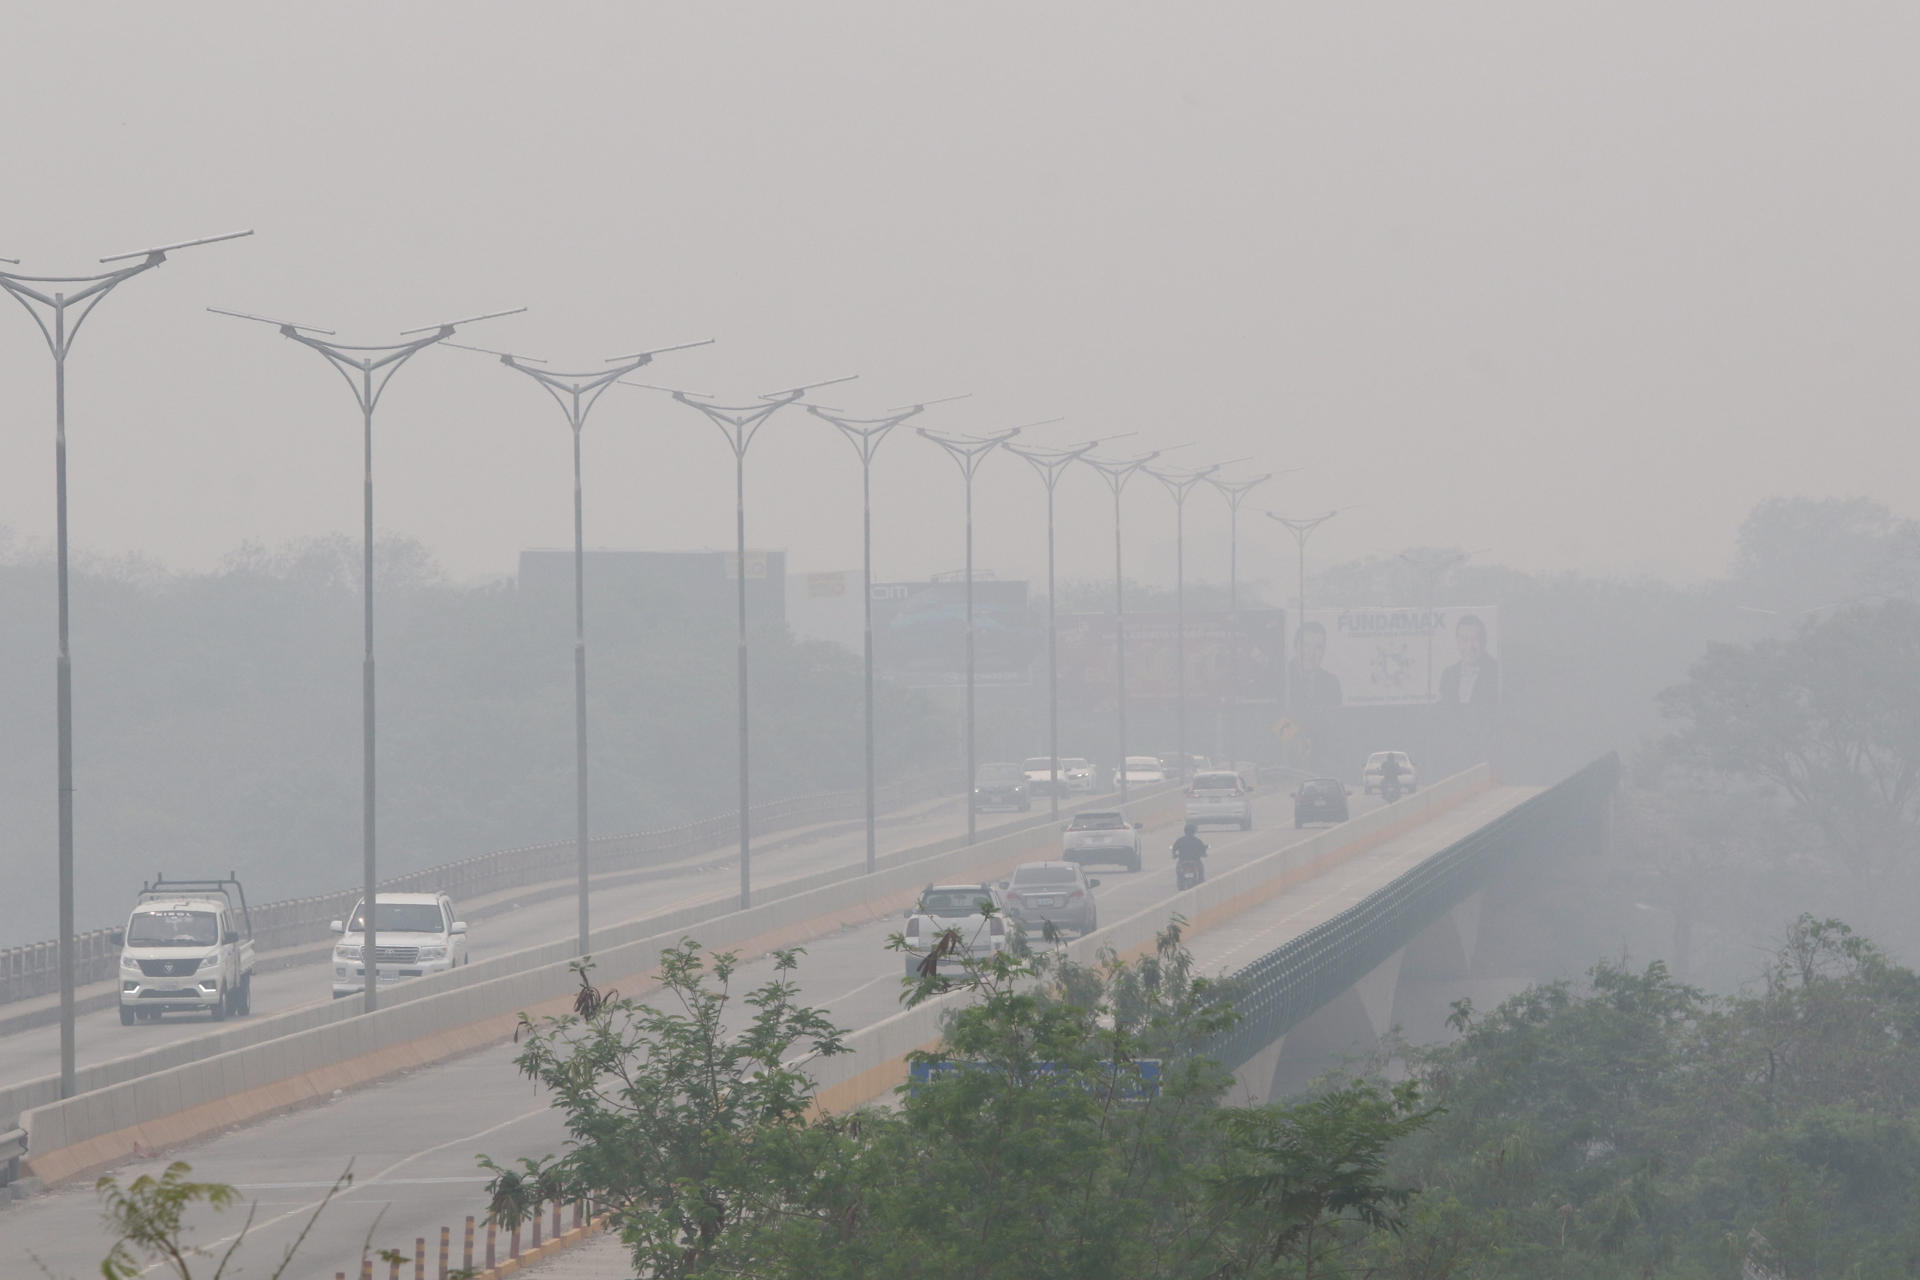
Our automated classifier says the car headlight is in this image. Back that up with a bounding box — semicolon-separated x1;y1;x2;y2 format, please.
417;945;447;961
336;945;363;961
198;954;223;970
120;955;140;972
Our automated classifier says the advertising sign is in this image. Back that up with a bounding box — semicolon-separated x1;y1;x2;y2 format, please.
1293;606;1501;708
872;580;1040;687
1055;610;1286;706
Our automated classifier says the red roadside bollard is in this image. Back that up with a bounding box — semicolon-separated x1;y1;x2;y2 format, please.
386;1257;401;1280
462;1217;475;1273
572;1200;583;1229
510;1224;521;1259
359;1260;373;1280
437;1226;449;1280
413;1236;425;1280
484;1221;497;1269
551;1201;561;1239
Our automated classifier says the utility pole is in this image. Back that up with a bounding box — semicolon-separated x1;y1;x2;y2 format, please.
807;394;969;873
1204;473;1269;767
1080;450;1159;801
2;229;252;1097
213;302;523;1008
452;337;710;952
648;375;857;908
918;424;1028;842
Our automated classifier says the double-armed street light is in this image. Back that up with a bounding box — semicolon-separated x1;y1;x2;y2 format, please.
1147;458;1248;782
1078;449;1161;801
641;375;858;910
1;229;253;1098
806;394;970;874
211;303;524;1010
1003;431;1133;819
446;337;713;954
1203;472;1270;766
918;422;1039;842
1266;509;1349;719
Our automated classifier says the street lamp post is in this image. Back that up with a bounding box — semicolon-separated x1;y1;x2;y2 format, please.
1148;460;1244;782
1;229;252;1097
918;425;1026;842
1204;473;1269;766
212;303;523;1009
454;338;711;953
806;395;969;874
1004;433;1127;820
653;376;856;909
1267;510;1345;721
1080;451;1159;802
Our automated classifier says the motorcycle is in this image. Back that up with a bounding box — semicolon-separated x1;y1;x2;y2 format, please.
1174;847;1207;891
1380;777;1403;804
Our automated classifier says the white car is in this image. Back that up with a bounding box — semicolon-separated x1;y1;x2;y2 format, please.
1062;810;1144;871
1122;756;1167;785
1186;770;1254;831
116;876;257;1024
901;883;1011;976
331;892;469;998
1059;757;1096;793
1362;751;1418;795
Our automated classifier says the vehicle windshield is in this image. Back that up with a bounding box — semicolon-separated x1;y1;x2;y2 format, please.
1125;757;1160;769
127;910;219;947
1193;774;1241;791
1068;813;1126;830
1022;758;1055;772
1063;759;1090;770
348;903;446;934
920;889;991;915
977;764;1024;783
1304;780;1341;796
1012;866;1079;886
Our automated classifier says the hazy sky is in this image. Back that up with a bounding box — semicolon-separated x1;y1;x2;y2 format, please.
3;3;1914;599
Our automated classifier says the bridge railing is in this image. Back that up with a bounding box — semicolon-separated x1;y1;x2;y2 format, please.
1203;753;1619;1069
0;770;961;1007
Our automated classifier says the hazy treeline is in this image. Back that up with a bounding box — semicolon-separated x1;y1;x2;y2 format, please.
0;533;951;943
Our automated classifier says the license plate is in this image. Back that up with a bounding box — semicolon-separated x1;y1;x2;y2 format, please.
1037;897;1061;907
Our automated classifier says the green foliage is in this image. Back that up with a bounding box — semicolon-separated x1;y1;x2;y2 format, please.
88;1160;347;1280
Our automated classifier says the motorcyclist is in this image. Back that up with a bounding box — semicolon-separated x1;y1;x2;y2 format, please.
1378;753;1404;795
1171;822;1208;864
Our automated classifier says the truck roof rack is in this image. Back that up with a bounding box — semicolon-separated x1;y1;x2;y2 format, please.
136;872;252;937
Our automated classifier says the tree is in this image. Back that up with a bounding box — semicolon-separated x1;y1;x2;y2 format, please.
480;945;849;1280
83;1161;346;1280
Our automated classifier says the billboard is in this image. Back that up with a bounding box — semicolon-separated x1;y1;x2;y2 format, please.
872;580;1040;687
1292;606;1501;709
1055;610;1286;706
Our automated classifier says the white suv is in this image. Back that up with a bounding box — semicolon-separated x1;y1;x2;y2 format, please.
900;883;1011;977
331;892;468;998
1186;771;1254;831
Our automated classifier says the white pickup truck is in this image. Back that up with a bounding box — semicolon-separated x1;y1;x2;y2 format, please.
114;875;256;1024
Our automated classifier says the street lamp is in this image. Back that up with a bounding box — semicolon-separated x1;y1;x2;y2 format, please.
1204;472;1269;767
1080;450;1160;802
1147;458;1247;782
1267;509;1347;720
644;375;857;909
1003;432;1131;820
918;423;1031;842
1;228;253;1098
449;337;712;953
806;394;970;874
211;302;523;1009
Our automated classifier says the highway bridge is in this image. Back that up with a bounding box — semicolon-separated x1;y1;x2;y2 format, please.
0;756;1615;1279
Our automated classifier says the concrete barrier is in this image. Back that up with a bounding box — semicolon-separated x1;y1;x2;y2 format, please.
20;785;1184;1184
804;766;1495;1111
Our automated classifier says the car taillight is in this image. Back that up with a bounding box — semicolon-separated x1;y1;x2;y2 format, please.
1069;890;1084;900
906;917;920;938
989;917;1005;936
1005;892;1021;904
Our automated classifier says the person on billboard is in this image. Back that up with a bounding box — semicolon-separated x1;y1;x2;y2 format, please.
1438;613;1500;708
1288;620;1343;715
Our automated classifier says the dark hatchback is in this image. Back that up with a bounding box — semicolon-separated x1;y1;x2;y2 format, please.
972;763;1032;813
1293;777;1351;827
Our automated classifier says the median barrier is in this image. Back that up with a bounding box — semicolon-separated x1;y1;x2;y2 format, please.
19;785;1183;1184
804;765;1495;1112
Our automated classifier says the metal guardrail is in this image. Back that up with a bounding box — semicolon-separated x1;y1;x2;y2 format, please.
0;770;962;1007
1204;754;1620;1070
